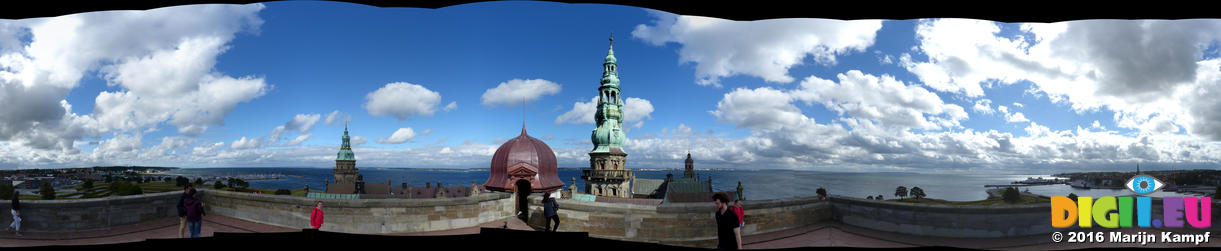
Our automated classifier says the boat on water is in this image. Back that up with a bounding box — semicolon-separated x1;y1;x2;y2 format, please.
1069;179;1091;189
1012;177;1064;185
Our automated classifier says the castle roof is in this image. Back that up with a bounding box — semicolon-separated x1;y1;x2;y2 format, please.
483;126;564;193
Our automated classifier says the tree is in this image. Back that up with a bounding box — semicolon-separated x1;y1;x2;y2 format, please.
105;175;113;183
0;183;13;200
82;179;94;190
214;181;227;190
163;177;172;183
111;181;143;196
876;195;883;200
274;189;291;195
176;176;190;187
40;182;56;200
1003;187;1021;204
866;195;874;200
909;187;925;200
193;178;203;187
895;186;908;199
228;178;249;191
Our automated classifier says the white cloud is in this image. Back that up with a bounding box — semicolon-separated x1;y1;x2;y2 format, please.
377;128;417;144
1013;102;1024;108
480;78;561;107
285;134;311;146
93;133;143;159
443;101;457;112
710;87;805;130
555;97;597;125
788;70;968;130
908;19;1221;141
324;110;351;126
632;10;882;86
0;4;266;152
555;96;655;126
230;136;261;150
350;136;367;146
1007;112;1030;123
364;82;446;121
266;113;320;146
148;136;195;157
973;99;994;114
286;114;320;134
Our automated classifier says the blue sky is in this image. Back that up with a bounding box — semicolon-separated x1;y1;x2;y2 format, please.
2;2;1220;173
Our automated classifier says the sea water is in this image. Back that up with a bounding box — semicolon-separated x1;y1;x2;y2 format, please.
162;168;1197;201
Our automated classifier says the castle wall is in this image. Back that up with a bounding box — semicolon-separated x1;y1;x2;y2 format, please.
0;191;180;232
199;189;514;233
523;195;832;248
829;195;1053;238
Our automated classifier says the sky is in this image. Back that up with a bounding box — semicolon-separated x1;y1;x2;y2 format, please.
1;2;1221;173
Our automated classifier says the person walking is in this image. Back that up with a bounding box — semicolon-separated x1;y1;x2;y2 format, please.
6;191;21;237
542;192;560;232
713;192;741;250
184;188;205;238
177;185;191;238
310;201;324;229
732;199;745;228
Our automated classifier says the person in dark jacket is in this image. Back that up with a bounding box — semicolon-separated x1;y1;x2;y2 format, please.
713;192;740;250
542;192;559;232
177;185;191;238
184;188;205;238
6;191;20;237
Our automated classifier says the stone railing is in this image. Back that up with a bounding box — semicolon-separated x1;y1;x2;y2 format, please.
199;189;514;233
523;195;832;248
0;191;180;232
829;195;1055;238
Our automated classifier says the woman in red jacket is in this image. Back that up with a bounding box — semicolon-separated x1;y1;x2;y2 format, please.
310;201;324;229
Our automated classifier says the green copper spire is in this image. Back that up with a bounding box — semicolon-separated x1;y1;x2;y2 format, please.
337;125;355;161
591;34;626;154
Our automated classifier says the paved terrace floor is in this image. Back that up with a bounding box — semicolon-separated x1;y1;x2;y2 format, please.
1;216;1217;249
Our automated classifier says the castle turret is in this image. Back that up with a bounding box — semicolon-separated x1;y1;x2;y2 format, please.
333;125;359;185
582;34;633;198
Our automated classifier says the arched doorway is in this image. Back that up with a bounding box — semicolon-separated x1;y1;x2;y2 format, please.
515;179;532;222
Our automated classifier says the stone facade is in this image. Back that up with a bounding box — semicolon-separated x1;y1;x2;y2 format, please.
585;154;631;198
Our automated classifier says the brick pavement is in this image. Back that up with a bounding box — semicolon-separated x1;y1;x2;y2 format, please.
2;216;1217;250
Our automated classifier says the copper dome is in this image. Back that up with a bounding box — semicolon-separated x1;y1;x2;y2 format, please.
483;126;564;193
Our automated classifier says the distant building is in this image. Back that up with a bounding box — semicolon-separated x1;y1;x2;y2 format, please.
333;126;359;185
582;35;633;198
684;152;695;179
394;182;484;199
324;126;379;195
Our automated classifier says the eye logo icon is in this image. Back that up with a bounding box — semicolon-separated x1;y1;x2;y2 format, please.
1125;175;1164;195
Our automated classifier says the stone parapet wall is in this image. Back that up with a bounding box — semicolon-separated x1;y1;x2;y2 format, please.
829;195;1055;238
0;191;180;232
524;195;832;248
200;189;514;233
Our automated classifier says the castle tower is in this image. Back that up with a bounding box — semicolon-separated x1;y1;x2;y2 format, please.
582;35;633;198
333;126;359;184
684;152;695;179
